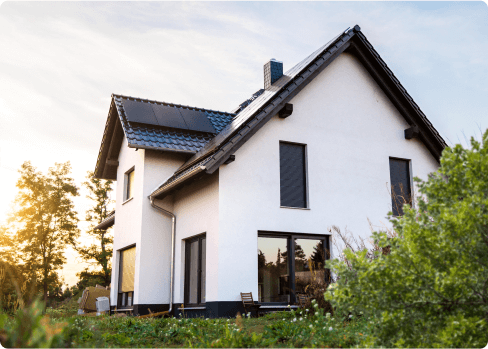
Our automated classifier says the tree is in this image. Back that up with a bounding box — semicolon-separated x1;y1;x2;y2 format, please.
310;240;325;270
9;162;79;304
76;171;113;287
325;130;488;348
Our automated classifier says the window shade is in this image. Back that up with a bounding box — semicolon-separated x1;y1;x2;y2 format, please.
280;143;307;208
119;246;136;293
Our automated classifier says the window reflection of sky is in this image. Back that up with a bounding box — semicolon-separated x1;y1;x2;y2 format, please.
258;237;323;263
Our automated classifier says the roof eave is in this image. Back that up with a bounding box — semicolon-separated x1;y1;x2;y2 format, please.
149;165;207;200
94;211;115;230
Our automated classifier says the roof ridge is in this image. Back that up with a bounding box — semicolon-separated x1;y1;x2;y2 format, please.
111;93;235;116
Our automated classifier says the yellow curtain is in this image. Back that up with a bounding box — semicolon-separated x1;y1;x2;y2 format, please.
120;246;136;292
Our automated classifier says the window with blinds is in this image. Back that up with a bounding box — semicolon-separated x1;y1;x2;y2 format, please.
280;142;308;208
389;158;412;216
118;245;136;307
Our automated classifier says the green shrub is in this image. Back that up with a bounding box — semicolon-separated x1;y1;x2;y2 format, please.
0;299;67;348
326;130;488;347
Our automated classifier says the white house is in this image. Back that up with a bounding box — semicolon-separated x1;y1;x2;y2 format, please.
93;25;446;317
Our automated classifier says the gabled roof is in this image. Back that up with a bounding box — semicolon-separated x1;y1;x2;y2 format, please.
149;25;447;199
94;94;235;179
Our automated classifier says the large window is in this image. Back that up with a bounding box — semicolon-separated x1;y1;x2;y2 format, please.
118;245;136;308
280;142;308;208
184;234;206;306
258;232;329;304
389;158;412;216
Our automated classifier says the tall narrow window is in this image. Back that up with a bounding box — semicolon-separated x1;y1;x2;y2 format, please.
258;233;330;304
118;245;136;308
185;234;206;305
280;142;307;208
125;168;135;201
389;158;412;216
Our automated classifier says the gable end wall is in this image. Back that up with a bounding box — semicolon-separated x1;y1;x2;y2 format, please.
216;52;439;302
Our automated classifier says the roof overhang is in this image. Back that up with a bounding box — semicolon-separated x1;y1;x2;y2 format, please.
94;99;125;180
94;211;115;230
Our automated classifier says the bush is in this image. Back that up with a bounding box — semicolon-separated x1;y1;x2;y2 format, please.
325;130;488;348
0;298;67;348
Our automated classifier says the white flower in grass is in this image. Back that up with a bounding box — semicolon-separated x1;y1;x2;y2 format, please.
293;318;297;322
299;317;303;321
306;309;309;312
309;325;313;328
325;313;331;319
314;303;319;308
349;314;353;318
329;327;333;331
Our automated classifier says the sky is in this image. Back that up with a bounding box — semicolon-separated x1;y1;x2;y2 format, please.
1;1;487;287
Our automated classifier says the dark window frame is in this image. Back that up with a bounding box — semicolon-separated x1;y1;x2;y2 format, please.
389;157;413;216
279;141;309;209
117;244;136;309
124;167;135;202
258;231;330;305
184;234;206;306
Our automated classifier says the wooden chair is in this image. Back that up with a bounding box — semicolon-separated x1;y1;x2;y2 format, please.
240;292;261;317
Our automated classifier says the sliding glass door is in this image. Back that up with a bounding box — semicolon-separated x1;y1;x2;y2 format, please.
258;233;329;304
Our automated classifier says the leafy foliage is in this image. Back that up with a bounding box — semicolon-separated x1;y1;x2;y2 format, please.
76;171;114;287
8;161;79;303
0;298;67;348
325;131;488;348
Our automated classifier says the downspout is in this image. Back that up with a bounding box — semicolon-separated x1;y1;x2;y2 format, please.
149;197;176;316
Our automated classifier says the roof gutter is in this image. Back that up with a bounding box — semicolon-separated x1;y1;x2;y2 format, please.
149;197;176;316
149;165;206;199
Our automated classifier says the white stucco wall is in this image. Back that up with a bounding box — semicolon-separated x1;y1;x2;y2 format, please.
110;137;188;306
216;52;440;302
110;137;145;306
172;172;219;304
137;150;187;305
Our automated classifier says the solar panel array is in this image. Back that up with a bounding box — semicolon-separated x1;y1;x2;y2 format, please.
121;99;217;134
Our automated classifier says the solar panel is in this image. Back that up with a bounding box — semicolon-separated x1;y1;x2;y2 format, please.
179;109;216;133
121;99;159;126
152;103;188;130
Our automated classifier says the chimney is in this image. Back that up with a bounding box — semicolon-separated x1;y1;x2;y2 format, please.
264;58;283;89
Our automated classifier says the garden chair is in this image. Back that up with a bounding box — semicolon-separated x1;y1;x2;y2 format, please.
296;294;310;308
240;292;261;317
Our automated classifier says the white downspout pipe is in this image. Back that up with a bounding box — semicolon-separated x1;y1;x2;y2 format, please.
149;197;176;316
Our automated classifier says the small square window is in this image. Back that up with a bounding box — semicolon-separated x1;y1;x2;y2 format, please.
125;168;135;201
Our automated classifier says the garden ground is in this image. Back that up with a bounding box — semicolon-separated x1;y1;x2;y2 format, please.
3;295;374;348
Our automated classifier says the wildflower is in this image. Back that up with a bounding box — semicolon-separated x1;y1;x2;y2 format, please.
314;303;319;308
325;313;331;319
329;327;333;331
315;320;318;323
349;314;353;318
309;324;313;328
306;309;309;312
299;317;303;321
293;318;297;322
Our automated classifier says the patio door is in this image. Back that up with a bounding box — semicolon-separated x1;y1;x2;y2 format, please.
184;234;206;306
